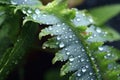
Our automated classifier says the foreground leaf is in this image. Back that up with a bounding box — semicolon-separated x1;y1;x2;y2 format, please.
0;23;38;80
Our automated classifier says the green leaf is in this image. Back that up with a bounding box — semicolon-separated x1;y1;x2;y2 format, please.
38;4;120;80
0;0;42;6
0;22;38;80
102;26;120;41
89;4;120;26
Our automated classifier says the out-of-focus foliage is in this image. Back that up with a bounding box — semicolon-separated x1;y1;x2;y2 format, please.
0;0;120;80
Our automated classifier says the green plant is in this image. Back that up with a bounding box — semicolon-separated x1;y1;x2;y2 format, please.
0;0;120;80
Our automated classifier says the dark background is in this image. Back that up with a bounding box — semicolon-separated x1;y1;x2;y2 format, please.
7;0;120;80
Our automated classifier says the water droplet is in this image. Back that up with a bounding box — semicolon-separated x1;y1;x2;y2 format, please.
77;73;81;76
76;18;81;21
42;46;46;49
49;26;52;30
43;14;47;17
27;9;32;14
62;27;65;30
59;42;65;48
57;36;61;40
35;9;40;14
69;57;74;62
81;58;85;62
82;67;86;73
11;1;17;5
96;28;101;33
86;65;89;68
33;14;37;20
66;52;70;55
91;57;95;60
91;78;94;80
89;18;94;23
75;41;79;43
69;35;72;38
57;24;61;27
108;63;114;70
98;47;103;51
78;56;81;58
17;40;20;42
22;10;27;14
82;48;85;52
89;72;93;75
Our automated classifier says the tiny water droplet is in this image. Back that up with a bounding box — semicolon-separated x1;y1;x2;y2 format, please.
43;14;47;17
77;73;81;76
82;48;85;52
27;9;32;14
59;42;65;48
35;9;40;14
81;58;85;62
82;67;86;73
69;57;74;62
66;52;70;55
17;40;20;42
86;65;89;68
11;1;17;5
89;72;93;75
96;28;101;33
98;47;103;51
57;36;61;40
76;18;81;21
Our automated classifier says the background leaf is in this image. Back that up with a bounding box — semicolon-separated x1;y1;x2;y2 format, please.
89;4;120;26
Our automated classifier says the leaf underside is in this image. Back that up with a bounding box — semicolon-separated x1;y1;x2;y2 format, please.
0;0;120;80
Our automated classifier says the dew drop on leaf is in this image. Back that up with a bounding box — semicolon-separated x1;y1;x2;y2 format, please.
35;9;40;14
59;42;65;48
96;28;102;33
82;67;87;73
77;73;81;76
98;47;103;51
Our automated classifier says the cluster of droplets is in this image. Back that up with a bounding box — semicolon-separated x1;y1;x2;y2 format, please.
40;23;96;80
22;7;60;25
86;25;108;42
11;0;40;5
97;46;120;79
72;10;94;27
